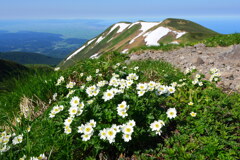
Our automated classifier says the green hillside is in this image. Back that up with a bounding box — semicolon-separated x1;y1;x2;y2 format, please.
0;52;62;66
0;59;29;82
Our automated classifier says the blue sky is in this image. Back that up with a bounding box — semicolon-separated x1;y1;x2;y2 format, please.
1;0;240;19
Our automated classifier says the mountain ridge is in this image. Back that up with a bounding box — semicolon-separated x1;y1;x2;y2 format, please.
60;18;219;69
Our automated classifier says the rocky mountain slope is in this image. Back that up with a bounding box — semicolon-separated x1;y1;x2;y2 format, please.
60;18;218;68
129;44;240;91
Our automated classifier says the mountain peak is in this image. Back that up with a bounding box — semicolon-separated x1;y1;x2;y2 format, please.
60;18;219;68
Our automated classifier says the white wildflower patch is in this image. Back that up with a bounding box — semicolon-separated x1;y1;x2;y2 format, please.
12;134;23;145
49;105;64;118
66;81;76;89
150;120;165;135
86;76;92;82
190;112;197;117
56;76;64;86
117;101;129;118
77;120;97;141
86;85;100;97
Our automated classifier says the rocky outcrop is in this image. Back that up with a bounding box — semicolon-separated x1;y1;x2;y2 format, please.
129;44;240;91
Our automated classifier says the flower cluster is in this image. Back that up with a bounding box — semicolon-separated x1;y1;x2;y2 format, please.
49;105;64;118
28;153;47;160
66;81;76;89
77;120;97;141
209;68;221;82
117;101;129;118
150;120;165;135
184;66;196;74
0;131;11;153
56;76;64;86
86;85;100;97
99;120;136;144
192;73;204;86
12;134;23;145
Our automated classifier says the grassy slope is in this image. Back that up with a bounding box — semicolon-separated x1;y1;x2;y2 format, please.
0;52;62;66
1;52;239;159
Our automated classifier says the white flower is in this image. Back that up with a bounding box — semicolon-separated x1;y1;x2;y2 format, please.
27;126;31;132
64;117;73;126
56;76;64;86
137;83;148;91
166;108;177;119
77;124;85;133
0;144;10;153
117;110;128;118
127;73;139;80
127;120;136;127
102;90;115;101
52;93;57;101
122;134;132;142
69;106;78;116
150;120;165;131
122;125;134;134
66;81;76;89
64;127;72;134
70;96;80;107
87;99;94;104
81;134;91;141
134;66;139;70
80;73;84;77
96;69;100;73
190;112;197;117
117;101;129;111
198;81;203;86
89;119;96;128
99;129;107;140
19;155;26;160
137;91;145;97
66;90;75;98
83;125;94;135
54;67;60;71
38;153;47;160
12;134;23;145
86;76;92;81
156;85;168;95
106;128;117;143
167;86;176;94
188;102;194;105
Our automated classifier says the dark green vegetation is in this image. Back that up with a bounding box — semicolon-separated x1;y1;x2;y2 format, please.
0;62;58;125
0;59;29;82
0;31;87;58
202;33;240;47
1;52;239;159
0;52;62;66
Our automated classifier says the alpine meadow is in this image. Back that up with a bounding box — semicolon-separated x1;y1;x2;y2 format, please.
0;1;240;159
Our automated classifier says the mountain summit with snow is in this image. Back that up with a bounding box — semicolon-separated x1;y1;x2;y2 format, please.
60;18;218;68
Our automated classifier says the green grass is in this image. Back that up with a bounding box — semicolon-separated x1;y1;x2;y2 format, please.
0;66;59;126
1;52;239;159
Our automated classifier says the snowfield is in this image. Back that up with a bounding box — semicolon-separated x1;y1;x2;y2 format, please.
108;23;130;34
66;45;86;61
129;22;160;44
144;27;171;46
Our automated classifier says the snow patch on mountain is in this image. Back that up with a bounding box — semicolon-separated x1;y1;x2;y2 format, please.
87;38;96;45
129;22;160;44
108;23;130;34
174;31;186;39
66;45;86;61
96;36;105;44
90;53;100;59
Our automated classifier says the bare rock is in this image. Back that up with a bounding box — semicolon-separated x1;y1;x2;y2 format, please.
192;57;205;66
194;43;206;49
